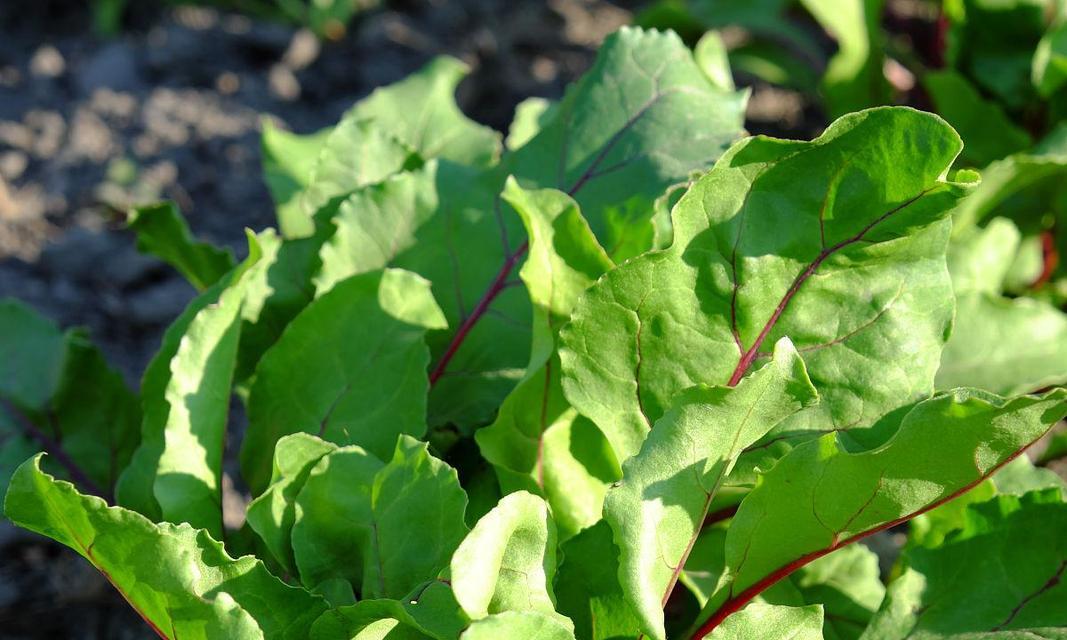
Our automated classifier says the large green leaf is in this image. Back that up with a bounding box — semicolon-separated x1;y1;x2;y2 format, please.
117;234;263;535
695;388;1067;633
240;268;446;493
475;181;619;540
561;107;973;466
937;218;1067;394
127;202;235;291
0;301;140;504
5;456;327;640
861;491;1067;639
341;56;501;169
450;491;563;623
460;611;576;640
708;603;824;640
604;339;817;640
682;529;884;640
290;436;468;602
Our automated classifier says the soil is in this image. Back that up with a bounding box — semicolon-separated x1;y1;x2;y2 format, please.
0;1;821;637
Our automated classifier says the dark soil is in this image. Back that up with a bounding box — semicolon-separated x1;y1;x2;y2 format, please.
0;1;819;636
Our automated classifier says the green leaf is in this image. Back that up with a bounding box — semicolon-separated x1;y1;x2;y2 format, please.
117;235;263;535
0;301;140;503
245;432;337;575
560;107;973;466
697;388;1067;631
555;520;643;640
1034;22;1067;97
290;436;468;601
342;56;501;169
310;581;468;640
945;0;1048;110
4;455;328;640
800;0;889;117
475;181;619;539
127;202;235;291
240;268;446;492
604;338;818;640
862;492;1067;638
504;26;748;263
937;218;1067;395
450;491;562;622
694;31;735;92
708;603;824;640
506;98;557;151
460;611;576;640
290;119;416;238
923;71;1032;167
314;164;440;296
261;120;332;241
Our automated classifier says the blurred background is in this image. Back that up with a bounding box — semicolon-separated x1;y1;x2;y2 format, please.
0;0;1047;636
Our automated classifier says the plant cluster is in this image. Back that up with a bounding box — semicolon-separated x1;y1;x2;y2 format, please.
3;11;1067;640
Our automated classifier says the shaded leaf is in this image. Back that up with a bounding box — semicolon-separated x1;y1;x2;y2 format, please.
604;338;817;640
310;581;468;640
127;202;235;291
923;71;1031;167
862;491;1067;639
800;0;889;117
241;268;446;492
291;436;468;601
697;388;1067;632
709;602;824;640
5;455;327;640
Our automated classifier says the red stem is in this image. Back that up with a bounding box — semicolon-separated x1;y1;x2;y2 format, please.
429;240;529;385
1;397;105;499
690;428;1048;638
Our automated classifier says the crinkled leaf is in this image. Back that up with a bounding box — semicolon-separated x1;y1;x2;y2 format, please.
241;268;446;492
604;339;817;640
708;602;824;640
698;388;1067;630
245;432;337;575
117;235;263;534
290;119;416;238
938;218;1067;395
5;455;327;640
127;202;235;291
291;436;468;602
561;107;972;465
862;491;1067;639
923;71;1031;167
475;181;619;539
0;301;140;502
450;491;562;622
261;121;332;246
460;611;576;640
343;56;501;168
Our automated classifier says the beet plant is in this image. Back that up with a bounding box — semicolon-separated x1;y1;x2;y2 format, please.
3;26;1067;640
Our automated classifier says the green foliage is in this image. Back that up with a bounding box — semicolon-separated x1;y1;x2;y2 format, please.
5;24;1067;640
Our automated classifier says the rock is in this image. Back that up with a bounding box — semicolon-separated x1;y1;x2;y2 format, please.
29;45;65;78
77;42;142;95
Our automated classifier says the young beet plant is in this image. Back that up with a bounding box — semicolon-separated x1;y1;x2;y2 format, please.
3;27;1067;640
